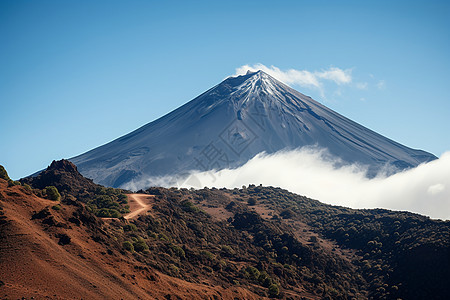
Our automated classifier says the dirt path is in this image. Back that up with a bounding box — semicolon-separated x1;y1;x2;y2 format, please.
124;194;154;219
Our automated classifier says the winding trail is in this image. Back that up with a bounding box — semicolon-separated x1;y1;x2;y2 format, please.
124;194;154;219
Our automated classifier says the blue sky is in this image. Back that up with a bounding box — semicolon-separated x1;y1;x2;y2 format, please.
1;0;449;179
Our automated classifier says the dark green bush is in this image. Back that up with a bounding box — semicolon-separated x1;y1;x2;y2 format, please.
96;208;121;218
221;245;236;256
0;165;10;181
118;193;128;204
280;209;294;219
245;266;260;280
181;200;200;213
8;180;21;187
133;238;149;252
45;186;61;201
171;245;185;258
96;208;110;217
123;224;137;232
200;250;214;261
109;209;121;218
51;204;61;211
23;183;32;191
123;241;134;252
169;264;180;275
268;283;280;297
86;190;128;218
259;272;273;287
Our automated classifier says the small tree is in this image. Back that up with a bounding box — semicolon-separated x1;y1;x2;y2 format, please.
45;186;61;201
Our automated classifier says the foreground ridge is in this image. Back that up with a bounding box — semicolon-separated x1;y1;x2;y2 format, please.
0;161;448;299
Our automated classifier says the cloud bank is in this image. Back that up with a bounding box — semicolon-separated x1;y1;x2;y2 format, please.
233;64;352;89
126;148;450;220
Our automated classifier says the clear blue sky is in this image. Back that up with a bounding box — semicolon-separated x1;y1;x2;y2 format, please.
1;0;449;179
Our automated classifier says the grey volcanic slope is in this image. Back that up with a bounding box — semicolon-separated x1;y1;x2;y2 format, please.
70;71;436;188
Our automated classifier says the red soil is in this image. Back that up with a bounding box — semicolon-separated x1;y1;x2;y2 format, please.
124;193;154;219
0;179;264;299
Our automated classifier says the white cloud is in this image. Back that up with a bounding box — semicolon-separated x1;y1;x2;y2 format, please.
125;148;450;220
356;82;368;90
428;183;445;195
233;64;352;89
376;80;386;90
316;67;352;85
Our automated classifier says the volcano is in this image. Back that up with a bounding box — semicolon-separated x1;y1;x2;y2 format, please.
70;70;436;188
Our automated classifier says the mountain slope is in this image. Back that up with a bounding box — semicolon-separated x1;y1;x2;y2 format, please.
1;171;264;299
3;162;449;299
70;71;436;188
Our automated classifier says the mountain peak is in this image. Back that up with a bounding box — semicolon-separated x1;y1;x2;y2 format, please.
48;159;79;173
245;69;266;75
226;69;272;84
69;70;436;188
226;69;287;104
22;159;97;194
214;70;283;104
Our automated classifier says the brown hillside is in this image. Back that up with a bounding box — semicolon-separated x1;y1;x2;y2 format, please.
2;161;449;299
20;159;98;195
0;179;263;299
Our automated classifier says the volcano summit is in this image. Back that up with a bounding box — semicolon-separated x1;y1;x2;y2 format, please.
70;71;436;188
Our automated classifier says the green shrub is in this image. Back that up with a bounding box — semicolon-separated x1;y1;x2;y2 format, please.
158;233;169;241
45;186;61;201
118;193;128;204
181;200;200;213
0;165;10;181
97;208;111;217
51;204;61;211
108;209;121;218
221;245;236;256
200;250;215;261
133;238;149;252
247;197;257;206
87;191;128;217
7;180;21;187
123;224;137;232
120;205;130;214
171;245;185;258
280;209;294;219
258;271;273;287
245;266;260;280
123;241;134;252
268;283;280;297
96;208;121;218
169;264;179;275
